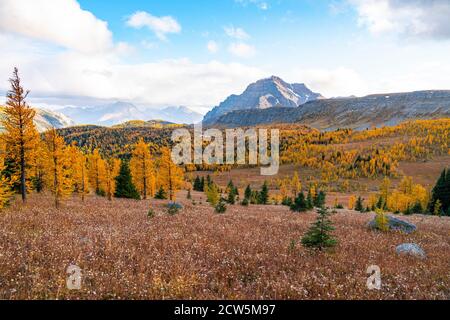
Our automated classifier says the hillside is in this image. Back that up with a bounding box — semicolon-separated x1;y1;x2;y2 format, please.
57;125;176;158
209;90;450;130
203;76;323;124
112;119;182;129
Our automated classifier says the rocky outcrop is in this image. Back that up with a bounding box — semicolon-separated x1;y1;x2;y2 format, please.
209;90;450;130
202;76;323;124
396;243;426;259
368;215;417;234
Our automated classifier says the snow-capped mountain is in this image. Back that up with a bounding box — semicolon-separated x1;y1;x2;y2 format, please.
203;76;323;124
0;106;75;132
59;102;203;126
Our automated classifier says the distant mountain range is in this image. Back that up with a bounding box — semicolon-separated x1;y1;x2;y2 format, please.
19;75;450;131
59;103;203;126
203;76;324;124
0;106;75;132
209;90;450;130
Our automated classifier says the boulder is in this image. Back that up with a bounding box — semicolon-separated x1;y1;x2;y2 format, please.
368;215;417;234
396;243;426;259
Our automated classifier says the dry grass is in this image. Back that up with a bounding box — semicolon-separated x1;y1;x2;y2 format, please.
0;191;449;300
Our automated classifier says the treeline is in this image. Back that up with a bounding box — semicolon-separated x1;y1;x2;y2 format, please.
348;174;450;216
0;69;185;209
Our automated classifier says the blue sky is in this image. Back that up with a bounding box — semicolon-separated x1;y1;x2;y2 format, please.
0;0;450;113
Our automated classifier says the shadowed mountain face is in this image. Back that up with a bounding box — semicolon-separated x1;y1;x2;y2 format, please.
202;76;323;124
60;102;203;126
210;90;450;130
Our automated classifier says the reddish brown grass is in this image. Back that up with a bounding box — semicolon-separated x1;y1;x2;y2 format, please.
0;191;449;300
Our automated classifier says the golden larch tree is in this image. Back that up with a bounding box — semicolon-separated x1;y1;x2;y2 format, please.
105;158;121;201
0;138;14;209
0;68;40;202
130;138;155;199
88;149;107;196
158;147;184;200
43;128;72;208
67;143;89;201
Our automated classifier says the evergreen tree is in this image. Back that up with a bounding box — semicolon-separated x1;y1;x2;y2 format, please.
193;176;202;191
314;190;326;208
244;185;252;200
154;186;167;199
114;161;140;199
226;180;238;204
355;196;364;212
429;168;450;216
290;192;308;212
259;181;269;205
306;190;314;209
301;207;337;250
200;177;205;191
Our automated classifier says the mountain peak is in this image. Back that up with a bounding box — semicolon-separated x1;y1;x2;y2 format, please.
203;76;323;124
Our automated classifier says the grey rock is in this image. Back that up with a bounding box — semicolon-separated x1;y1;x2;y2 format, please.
368;215;417;234
396;243;426;259
209;90;450;130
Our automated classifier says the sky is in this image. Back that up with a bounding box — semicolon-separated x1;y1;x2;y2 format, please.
0;0;450;114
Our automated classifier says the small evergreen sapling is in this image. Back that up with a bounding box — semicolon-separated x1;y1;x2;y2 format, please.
155;186;167;199
290;192;308;212
301;207;337;250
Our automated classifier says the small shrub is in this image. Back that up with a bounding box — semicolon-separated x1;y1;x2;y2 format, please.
167;202;182;215
147;208;155;218
282;197;293;207
375;208;389;231
241;198;249;206
215;199;227;214
155;186;167;200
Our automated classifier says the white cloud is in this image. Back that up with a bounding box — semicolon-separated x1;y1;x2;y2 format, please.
228;42;256;58
126;11;181;41
235;0;269;10
224;26;250;40
349;0;450;40
0;35;265;110
0;0;113;53
207;40;219;53
286;67;369;97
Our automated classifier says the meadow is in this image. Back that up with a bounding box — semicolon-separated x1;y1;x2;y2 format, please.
0;191;448;300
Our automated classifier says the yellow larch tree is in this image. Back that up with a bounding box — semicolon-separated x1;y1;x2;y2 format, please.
105;158;121;201
66;143;90;201
88;149;107;196
158;147;184;201
0;138;14;209
0;68;40;202
43;128;72;208
130;138;155;199
29;139;47;193
290;172;302;197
